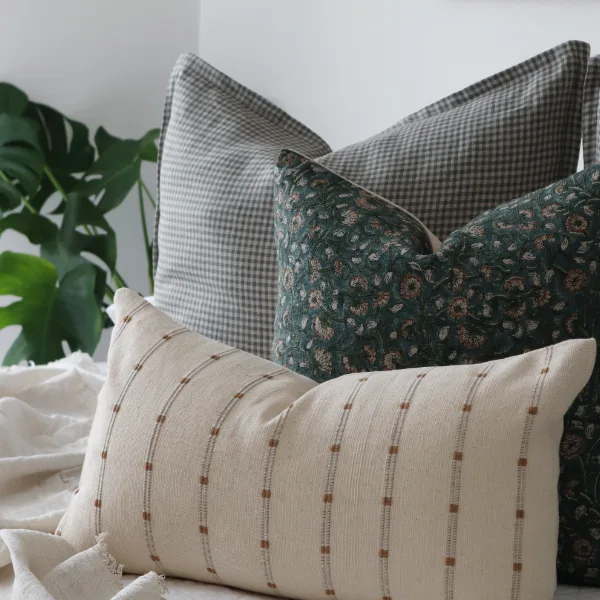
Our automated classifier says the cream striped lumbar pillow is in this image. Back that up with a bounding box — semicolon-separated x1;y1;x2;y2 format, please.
60;289;596;600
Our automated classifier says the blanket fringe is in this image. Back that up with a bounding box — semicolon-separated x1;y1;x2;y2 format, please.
149;572;169;595
96;533;124;581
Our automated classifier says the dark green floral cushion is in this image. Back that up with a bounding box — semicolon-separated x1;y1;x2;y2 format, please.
273;149;600;585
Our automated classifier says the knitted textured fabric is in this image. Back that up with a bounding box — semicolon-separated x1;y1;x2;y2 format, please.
60;289;595;600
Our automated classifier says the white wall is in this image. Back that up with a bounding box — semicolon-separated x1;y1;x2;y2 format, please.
0;0;199;361
200;0;599;150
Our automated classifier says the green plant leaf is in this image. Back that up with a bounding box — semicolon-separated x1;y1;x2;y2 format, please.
0;83;28;116
94;126;122;154
0;114;44;205
40;192;116;278
77;140;140;213
24;103;95;175
31;171;78;213
0;210;57;244
139;128;160;162
0;252;102;365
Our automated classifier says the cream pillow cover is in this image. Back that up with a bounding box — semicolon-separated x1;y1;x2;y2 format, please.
60;289;596;600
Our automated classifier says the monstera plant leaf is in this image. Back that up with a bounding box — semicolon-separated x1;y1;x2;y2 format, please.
40;192;116;278
0;252;102;365
0;118;44;213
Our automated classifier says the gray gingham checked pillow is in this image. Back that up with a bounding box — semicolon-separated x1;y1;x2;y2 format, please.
584;55;600;166
154;41;589;359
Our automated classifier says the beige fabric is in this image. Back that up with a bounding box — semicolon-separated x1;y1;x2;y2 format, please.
61;289;596;600
0;529;165;599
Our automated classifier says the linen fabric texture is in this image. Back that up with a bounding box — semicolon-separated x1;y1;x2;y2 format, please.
60;289;595;600
153;41;589;360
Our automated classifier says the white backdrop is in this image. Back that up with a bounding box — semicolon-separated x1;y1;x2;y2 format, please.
200;0;599;150
1;0;599;362
0;0;199;360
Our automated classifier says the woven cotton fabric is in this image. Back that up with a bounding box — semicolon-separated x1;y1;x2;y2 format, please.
153;41;589;360
60;289;595;600
583;55;600;166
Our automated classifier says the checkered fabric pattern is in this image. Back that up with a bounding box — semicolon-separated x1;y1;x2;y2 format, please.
153;54;331;357
583;55;600;166
320;40;588;239
154;41;589;359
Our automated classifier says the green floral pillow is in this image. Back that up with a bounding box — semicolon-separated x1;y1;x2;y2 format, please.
273;149;600;585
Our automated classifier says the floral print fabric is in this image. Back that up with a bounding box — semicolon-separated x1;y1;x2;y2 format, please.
273;149;600;585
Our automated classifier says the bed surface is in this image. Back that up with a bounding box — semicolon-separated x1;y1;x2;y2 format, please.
1;566;599;600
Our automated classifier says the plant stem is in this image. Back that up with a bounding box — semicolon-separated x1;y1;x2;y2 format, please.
0;170;36;214
105;285;115;302
43;166;67;201
140;179;156;209
113;269;128;289
138;179;154;293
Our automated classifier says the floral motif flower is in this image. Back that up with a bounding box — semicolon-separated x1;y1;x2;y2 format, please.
565;314;579;335
534;235;549;250
356;196;379;210
342;357;357;373
400;274;422;299
308;224;322;239
350;275;368;290
541;204;560;218
283;267;294;291
447;297;468;319
373;291;391;308
313;348;332;374
308;289;323;310
350;301;368;316
383;350;403;370
342;210;360;225
532;289;551;307
504;301;526;319
518;222;536;231
572;538;595;560
561;433;585;458
504;276;526;292
566;214;589;233
308;257;320;283
400;319;415;339
457;325;485;349
464;225;484;237
290;213;303;232
334;260;344;274
481;265;493;281
313;317;334;340
364;344;376;364
564;269;587;293
450;267;466;292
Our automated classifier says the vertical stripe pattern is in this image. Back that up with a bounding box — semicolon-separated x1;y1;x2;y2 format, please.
511;346;553;600
320;377;368;598
444;364;493;600
94;327;187;536
198;368;288;582
379;371;430;600
142;348;238;570
259;403;295;594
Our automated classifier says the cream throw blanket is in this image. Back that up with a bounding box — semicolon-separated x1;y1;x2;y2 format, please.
0;353;165;599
